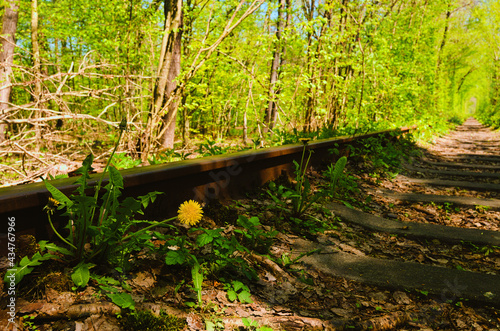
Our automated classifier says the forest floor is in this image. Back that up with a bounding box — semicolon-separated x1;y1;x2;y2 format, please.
1;118;500;330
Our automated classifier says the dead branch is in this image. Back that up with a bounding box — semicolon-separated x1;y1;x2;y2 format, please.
1;112;120;128
13;142;51;166
22;301;345;331
0;163;28;178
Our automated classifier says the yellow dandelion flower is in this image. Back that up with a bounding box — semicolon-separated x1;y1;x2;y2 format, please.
44;197;60;215
299;137;311;145
178;200;203;226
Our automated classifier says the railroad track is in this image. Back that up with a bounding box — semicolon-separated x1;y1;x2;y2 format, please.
2;119;500;329
303;117;500;309
0;127;412;252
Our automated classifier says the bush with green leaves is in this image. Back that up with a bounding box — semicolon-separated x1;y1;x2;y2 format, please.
348;131;419;178
265;141;319;220
234;215;277;253
44;153;162;267
158;215;275;307
161;222;258;280
265;141;347;233
5;122;170;294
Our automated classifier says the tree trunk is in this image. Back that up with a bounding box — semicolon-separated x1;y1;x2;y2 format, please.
31;0;43;150
434;0;451;108
0;0;20;142
435;1;451;76
180;94;189;147
243;66;255;144
264;0;286;134
149;0;183;153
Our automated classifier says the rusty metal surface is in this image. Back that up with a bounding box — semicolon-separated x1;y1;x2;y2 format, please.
0;127;413;245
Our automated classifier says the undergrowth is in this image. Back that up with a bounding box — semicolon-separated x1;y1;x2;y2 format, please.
120;310;186;331
3;125;419;331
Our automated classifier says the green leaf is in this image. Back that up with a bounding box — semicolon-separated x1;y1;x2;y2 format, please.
237;290;253;304
71;263;91;287
248;217;260;227
227;290;237;302
343;201;354;209
40;241;72;256
192;262;204;305
44;180;73;207
164;250;188;265
108;166;124;188
242;318;257;327
205;321;215;331
74;154;94;193
4;252;56;285
107;292;135;309
231;280;245;292
137;191;163;209
196;233;214;246
196;229;222;247
331;156;347;188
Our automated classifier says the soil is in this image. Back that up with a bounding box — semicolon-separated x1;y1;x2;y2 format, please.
1;118;500;330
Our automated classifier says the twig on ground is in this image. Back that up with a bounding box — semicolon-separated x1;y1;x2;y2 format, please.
13;142;51;166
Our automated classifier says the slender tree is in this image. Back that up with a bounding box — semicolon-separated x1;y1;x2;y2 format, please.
0;0;20;142
31;0;43;149
147;0;183;155
264;0;287;134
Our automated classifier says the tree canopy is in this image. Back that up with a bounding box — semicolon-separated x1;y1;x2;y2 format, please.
0;0;498;162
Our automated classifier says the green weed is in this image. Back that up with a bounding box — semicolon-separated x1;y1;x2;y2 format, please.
197;140;230;156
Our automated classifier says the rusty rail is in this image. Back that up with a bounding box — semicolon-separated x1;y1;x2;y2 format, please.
0;127;414;247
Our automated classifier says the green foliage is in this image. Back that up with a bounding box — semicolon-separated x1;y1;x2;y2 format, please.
148;149;193;165
4;0;489;168
4;251;57;285
348;133;418;178
331;170;362;208
241;318;273;331
463;241;500;257
234;215;277;253
161;223;256;280
44;153;162;266
93;274;136;310
71;262;92;288
196;140;230;156
225;280;252;304
323;156;348;195
190;260;204;307
266;145;320;221
264;145;351;234
475;205;491;213
112;152;142;170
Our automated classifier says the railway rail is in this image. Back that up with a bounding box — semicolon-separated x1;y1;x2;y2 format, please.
0;127;413;249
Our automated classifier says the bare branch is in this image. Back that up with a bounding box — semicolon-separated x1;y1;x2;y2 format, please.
13;142;51;166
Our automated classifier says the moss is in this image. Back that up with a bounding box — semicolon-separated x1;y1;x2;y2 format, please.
18;269;72;300
120;310;186;331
